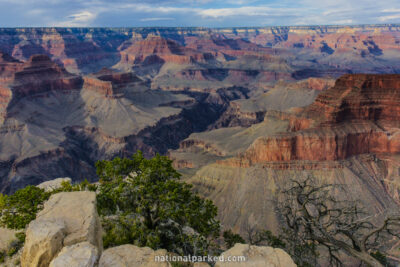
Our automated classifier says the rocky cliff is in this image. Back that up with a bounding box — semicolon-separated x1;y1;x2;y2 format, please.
241;74;400;163
182;74;400;256
0;25;399;200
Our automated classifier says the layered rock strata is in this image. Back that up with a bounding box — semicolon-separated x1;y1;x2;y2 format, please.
240;74;400;165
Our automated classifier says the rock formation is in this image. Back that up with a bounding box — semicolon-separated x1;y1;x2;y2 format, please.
49;242;99;267
180;74;400;261
21;191;102;267
0;26;399;193
242;74;400;164
83;70;143;98
15;190;297;267
0;24;398;266
0;53;248;193
98;245;171;267
10;54;83;100
215;243;296;267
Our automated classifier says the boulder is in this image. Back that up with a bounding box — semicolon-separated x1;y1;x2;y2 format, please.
36;177;72;192
0;227;17;251
214;243;296;267
21;219;66;267
35;191;102;249
193;263;211;267
98;244;171;267
21;191;102;267
49;242;99;267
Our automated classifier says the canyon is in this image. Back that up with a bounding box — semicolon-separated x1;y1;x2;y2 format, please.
0;26;399;263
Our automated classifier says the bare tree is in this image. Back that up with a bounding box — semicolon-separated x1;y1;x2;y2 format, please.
278;176;400;267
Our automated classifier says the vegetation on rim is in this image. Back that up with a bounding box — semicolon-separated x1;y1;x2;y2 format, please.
0;153;399;266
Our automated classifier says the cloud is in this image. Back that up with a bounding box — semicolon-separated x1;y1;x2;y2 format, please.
55;11;97;27
140;17;176;21
199;6;271;18
379;14;400;22
0;0;399;27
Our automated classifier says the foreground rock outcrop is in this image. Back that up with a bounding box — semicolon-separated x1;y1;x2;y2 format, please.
16;190;296;267
215;243;296;267
21;191;102;267
98;245;171;267
49;242;99;267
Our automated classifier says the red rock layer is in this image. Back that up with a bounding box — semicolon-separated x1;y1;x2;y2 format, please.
236;74;400;165
11;55;83;99
0;53;23;83
279;31;400;55
84;71;142;98
119;36;214;65
83;77;114;97
0;53;23;116
244;122;399;162
304;74;400;123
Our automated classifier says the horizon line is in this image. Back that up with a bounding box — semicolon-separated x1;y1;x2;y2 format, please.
0;23;399;30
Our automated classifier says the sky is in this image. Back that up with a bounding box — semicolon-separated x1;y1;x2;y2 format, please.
0;0;399;27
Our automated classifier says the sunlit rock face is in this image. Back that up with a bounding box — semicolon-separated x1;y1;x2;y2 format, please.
242;74;400;163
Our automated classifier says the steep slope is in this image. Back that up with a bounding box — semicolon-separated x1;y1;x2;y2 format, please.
242;74;400;163
184;74;400;243
210;77;334;129
0;54;248;193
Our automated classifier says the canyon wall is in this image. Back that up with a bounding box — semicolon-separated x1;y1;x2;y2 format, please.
0;25;399;195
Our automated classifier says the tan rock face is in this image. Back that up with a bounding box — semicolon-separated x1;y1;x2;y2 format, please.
193;263;211;267
98;244;171;267
214;243;296;267
36;191;102;249
21;219;67;267
49;242;99;267
21;191;102;267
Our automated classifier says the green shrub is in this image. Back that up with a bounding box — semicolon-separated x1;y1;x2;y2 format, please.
0;250;5;263
7;232;25;257
252;230;286;248
0;179;96;230
51;179;97;193
223;230;245;249
0;151;221;258
371;251;388;266
96;151;220;256
0;186;50;229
